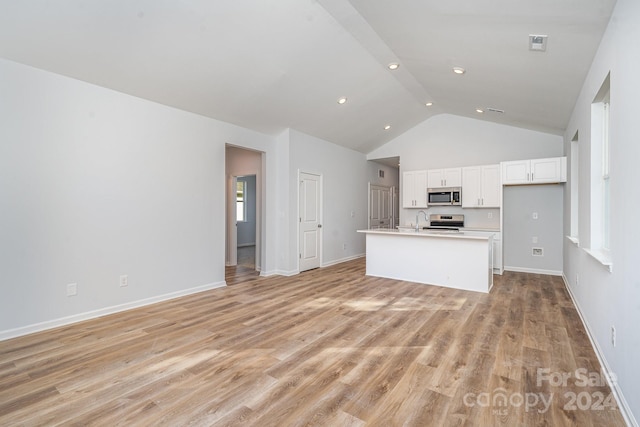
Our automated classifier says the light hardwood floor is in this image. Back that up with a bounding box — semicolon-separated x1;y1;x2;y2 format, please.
0;258;625;426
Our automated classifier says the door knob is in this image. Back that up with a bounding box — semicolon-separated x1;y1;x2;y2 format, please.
317;224;322;228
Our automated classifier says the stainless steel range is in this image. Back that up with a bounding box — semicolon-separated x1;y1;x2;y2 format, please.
424;214;464;230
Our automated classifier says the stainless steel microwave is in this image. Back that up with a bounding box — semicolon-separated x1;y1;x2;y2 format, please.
427;187;461;206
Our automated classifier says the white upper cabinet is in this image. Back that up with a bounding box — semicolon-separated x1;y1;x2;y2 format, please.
501;157;567;185
462;164;500;208
531;157;567;183
427;168;462;188
502;160;530;185
402;170;428;208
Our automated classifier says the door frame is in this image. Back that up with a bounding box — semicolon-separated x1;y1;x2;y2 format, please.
297;170;323;272
227;175;238;266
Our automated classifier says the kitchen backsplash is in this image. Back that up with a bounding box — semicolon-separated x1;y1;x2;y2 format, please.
403;205;500;230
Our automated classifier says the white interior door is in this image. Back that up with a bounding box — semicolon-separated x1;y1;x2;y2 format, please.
369;184;381;228
369;184;391;229
299;172;322;272
381;187;391;227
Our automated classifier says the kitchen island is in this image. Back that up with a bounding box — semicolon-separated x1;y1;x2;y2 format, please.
357;228;494;293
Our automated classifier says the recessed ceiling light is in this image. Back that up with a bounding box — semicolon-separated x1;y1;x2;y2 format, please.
453;67;466;75
388;63;400;70
425;102;433;107
384;125;391;130
476;108;484;113
337;97;347;105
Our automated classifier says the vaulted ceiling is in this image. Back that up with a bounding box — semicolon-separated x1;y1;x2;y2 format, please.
0;0;616;153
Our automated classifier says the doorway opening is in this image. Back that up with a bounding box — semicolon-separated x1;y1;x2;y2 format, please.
225;145;264;284
367;157;400;230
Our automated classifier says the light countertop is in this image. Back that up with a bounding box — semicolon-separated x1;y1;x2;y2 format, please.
358;228;493;240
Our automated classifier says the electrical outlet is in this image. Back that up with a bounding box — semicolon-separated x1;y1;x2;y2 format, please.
611;326;616;347
67;283;77;297
350;211;355;218
487;212;493;219
532;236;538;244
532;247;544;256
575;274;579;286
532;212;539;220
343;243;347;250
120;275;128;287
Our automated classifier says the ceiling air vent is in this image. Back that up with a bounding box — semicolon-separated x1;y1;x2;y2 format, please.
486;107;504;114
529;35;548;52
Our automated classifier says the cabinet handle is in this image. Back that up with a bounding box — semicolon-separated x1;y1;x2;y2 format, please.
527;172;530;181
481;198;484;205
531;172;534;181
477;198;480;206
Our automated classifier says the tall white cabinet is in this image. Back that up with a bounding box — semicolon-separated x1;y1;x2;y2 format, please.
461;164;500;208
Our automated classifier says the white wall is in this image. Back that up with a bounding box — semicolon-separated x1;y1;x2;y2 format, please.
0;58;281;337
288;129;368;269
503;185;564;274
367;161;399;189
563;0;640;423
368;114;563;171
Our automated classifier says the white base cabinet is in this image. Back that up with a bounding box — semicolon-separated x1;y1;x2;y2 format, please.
502;157;567;185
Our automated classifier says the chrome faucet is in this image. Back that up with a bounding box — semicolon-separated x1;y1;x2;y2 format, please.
416;210;428;231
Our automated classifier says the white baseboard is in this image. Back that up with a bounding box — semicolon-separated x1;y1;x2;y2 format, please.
322;253;365;268
561;274;638;427
259;255;364;277
260;269;299;277
0;281;227;342
503;266;563;276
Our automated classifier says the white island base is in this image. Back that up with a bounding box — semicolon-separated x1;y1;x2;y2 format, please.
358;229;494;293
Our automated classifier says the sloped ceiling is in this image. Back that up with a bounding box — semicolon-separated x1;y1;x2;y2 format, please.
0;0;616;153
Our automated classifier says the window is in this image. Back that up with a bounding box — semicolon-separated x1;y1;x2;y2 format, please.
602;96;610;250
588;73;611;269
236;179;246;222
